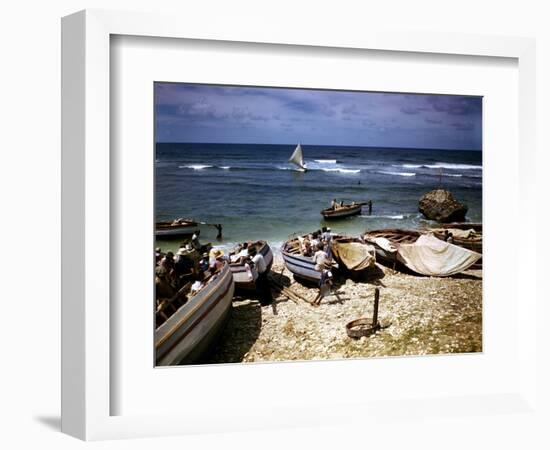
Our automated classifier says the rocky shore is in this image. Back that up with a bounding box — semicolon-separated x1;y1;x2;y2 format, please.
207;255;482;364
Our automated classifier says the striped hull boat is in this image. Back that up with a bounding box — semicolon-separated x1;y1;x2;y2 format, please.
155;263;235;365
281;243;321;283
230;241;274;290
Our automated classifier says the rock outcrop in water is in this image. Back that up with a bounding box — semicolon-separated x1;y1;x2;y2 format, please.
418;189;468;223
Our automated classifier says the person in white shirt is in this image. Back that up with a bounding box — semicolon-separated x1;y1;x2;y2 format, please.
313;244;329;271
313;243;332;306
249;245;271;306
190;230;201;251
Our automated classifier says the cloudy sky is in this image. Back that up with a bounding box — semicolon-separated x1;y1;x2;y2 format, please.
155;83;482;150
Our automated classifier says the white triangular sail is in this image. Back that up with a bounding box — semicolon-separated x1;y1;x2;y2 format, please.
288;144;306;170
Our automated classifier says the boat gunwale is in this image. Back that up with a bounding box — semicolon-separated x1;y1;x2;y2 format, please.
155;262;233;351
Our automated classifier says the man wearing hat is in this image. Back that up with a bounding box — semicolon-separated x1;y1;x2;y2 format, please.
174;247;194;277
210;249;226;272
249;245;272;306
198;252;210;273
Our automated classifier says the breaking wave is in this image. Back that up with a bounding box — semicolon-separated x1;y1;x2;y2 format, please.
179;164;213;170
321;168;360;174
423;163;482;170
377;171;416;177
360;214;405;219
314;159;338;164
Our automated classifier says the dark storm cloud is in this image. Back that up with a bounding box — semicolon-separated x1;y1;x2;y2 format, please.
451;122;475;131
400;106;428;115
426;96;481;116
155;83;482;150
425;118;443;124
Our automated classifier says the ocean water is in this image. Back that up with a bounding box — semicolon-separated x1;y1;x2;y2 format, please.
155;143;482;253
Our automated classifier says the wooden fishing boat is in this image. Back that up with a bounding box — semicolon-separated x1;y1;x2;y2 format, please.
229;241;274;290
281;237;323;283
330;236;377;272
427;223;482;268
155;219;199;237
155;262;235;365
321;202;365;219
363;229;421;265
363;228;481;276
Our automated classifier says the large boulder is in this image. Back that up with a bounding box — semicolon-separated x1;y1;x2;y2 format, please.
418;189;468;223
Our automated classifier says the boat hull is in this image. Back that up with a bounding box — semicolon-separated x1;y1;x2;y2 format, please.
321;204;363;219
230;242;274;290
281;247;321;283
363;229;421;266
429;223;483;268
155;263;235;365
330;238;377;272
155;221;199;237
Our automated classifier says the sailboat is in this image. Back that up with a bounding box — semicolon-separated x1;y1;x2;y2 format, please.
288;143;307;172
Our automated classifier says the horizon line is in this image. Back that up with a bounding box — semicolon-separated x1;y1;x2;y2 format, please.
155;141;482;152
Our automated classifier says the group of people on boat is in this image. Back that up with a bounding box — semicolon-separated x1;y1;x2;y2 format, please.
294;227;334;306
170;217;194;226
298;227;332;257
328;199;372;214
155;230;220;301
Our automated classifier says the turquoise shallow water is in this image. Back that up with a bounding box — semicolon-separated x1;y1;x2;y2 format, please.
155;143;482;254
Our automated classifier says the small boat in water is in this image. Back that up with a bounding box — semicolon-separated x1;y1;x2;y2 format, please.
288;143;307;172
330;236;377;272
229;241;274;290
321;202;366;219
363;228;481;276
155;262;235;365
156;218;199;237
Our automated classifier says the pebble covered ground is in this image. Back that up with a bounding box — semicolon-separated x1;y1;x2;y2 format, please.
207;258;482;364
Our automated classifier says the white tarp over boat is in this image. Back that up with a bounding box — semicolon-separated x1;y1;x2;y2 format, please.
396;233;481;277
331;241;376;271
367;236;397;254
289;144;306;170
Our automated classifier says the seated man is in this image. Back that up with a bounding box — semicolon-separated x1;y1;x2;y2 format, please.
301;237;312;257
198;252;210;273
174;248;195;278
210;249;226;272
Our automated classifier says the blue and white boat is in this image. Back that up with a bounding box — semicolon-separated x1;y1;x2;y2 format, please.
281;237;323;283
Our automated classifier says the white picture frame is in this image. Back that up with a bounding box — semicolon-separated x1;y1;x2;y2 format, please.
61;9;539;441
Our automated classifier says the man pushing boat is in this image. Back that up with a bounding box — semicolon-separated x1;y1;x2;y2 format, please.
249;245;272;306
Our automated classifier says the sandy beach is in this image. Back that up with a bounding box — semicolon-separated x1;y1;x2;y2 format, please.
207;255;482;364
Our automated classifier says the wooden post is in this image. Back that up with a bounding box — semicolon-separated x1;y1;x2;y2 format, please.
368;200;372;215
372;288;380;329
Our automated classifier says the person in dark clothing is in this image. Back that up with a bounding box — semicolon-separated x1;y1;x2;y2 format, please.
249;246;272;306
214;223;223;240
